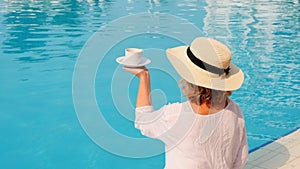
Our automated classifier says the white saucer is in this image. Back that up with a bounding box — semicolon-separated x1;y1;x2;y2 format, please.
116;56;151;67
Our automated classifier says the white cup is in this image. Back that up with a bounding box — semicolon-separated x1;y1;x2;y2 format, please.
123;48;144;65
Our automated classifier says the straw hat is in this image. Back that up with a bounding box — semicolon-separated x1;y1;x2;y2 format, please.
166;37;244;91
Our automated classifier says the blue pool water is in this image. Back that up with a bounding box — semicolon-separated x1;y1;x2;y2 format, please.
0;0;299;168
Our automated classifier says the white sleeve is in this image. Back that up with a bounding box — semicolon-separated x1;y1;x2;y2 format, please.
135;105;168;138
233;125;249;169
135;103;180;139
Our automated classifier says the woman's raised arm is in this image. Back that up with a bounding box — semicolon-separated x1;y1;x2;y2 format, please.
123;66;152;108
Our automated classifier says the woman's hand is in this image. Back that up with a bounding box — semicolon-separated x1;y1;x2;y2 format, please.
123;66;149;79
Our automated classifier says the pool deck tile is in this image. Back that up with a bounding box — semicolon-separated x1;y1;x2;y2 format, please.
245;128;300;169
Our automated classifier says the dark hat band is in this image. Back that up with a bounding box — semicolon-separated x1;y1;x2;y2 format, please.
186;47;230;75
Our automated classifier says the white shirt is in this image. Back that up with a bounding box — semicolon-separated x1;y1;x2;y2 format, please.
135;100;248;169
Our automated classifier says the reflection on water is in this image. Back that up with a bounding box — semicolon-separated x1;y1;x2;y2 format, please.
204;0;300;149
0;0;204;62
204;0;300;106
1;0;114;61
0;0;299;168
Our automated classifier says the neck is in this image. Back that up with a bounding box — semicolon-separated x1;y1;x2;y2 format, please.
189;100;228;115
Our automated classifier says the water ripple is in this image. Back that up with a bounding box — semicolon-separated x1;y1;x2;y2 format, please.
0;0;299;168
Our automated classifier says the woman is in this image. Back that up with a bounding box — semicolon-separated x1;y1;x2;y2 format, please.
124;37;248;169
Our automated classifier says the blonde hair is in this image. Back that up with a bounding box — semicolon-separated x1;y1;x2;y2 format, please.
179;79;232;109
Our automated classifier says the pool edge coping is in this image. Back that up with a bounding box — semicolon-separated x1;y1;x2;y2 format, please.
249;126;300;154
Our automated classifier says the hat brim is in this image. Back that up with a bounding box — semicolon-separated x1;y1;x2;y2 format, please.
166;46;244;91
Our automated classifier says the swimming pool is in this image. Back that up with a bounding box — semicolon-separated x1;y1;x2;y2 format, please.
0;0;299;168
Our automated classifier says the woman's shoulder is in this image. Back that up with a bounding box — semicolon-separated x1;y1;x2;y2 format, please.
222;100;246;132
159;102;184;117
163;102;182;109
158;102;186;128
226;99;245;120
161;102;190;114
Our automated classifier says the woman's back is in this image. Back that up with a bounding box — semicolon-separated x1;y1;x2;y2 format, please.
135;100;247;169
